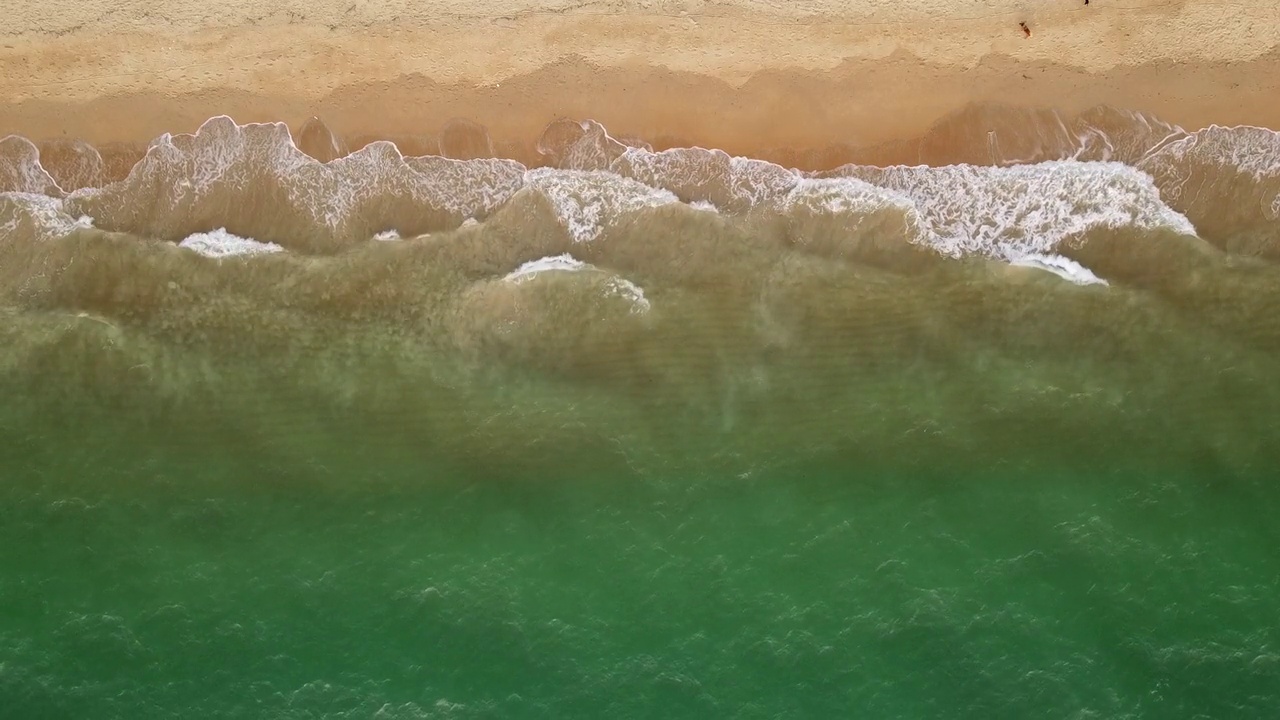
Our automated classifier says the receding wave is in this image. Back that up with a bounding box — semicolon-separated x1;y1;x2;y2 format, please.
1137;125;1280;259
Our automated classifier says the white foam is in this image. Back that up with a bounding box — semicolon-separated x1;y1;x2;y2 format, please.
503;253;589;283
611;146;799;211
0;136;63;196
524;168;678;243
502;253;650;313
289;140;525;232
1138;125;1280;220
1008;253;1109;286
542;120;799;213
15;113;1246;276
542;119;629;171
0;193;87;240
178;228;284;258
842;161;1196;259
67;116;529;246
604;277;651;314
783;177;917;217
1141;125;1280;180
1072;107;1187;164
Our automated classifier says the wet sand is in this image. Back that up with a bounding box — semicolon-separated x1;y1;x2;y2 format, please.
2;0;1278;165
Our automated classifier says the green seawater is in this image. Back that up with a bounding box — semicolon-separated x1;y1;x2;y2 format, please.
3;410;1279;718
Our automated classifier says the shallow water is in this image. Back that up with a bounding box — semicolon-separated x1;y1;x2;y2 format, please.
1;105;1279;718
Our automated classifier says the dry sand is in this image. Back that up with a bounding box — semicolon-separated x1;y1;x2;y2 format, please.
1;0;1278;165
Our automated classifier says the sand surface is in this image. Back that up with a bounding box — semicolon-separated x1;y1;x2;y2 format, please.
1;0;1278;162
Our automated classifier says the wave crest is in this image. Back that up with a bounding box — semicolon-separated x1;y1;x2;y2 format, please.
62;116;526;252
1;108;1275;285
827;161;1197;261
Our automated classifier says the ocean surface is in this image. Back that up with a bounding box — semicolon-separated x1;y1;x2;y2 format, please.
2;104;1279;718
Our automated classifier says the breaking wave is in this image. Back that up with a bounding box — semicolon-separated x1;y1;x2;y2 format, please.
2;105;1279;471
3;105;1274;264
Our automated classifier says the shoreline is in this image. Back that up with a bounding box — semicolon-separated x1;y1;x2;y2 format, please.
2;1;1278;165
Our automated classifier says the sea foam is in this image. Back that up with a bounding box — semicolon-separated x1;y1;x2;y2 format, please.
178;229;285;258
3;109;1275;276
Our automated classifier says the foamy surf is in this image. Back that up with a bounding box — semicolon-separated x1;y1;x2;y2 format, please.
522;168;679;244
1008;254;1109;286
52;116;527;252
0;135;64;197
504;254;590;282
828;161;1197;261
178;229;285;258
0;107;1276;303
0;193;92;241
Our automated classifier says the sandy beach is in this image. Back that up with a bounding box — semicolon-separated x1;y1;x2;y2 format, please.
2;0;1278;164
